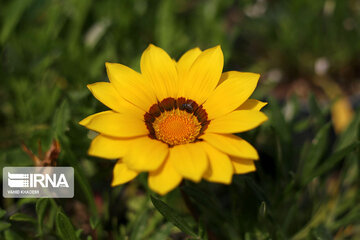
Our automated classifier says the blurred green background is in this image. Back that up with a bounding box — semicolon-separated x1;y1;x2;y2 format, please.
0;0;359;239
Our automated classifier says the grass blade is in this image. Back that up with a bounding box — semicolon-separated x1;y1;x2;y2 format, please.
150;195;198;238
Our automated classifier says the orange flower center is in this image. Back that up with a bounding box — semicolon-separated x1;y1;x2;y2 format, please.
153;110;201;146
144;97;210;146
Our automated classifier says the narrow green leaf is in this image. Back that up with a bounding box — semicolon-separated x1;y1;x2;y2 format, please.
301;123;331;182
150;196;198;238
0;221;11;232
46;200;58;233
308;93;326;129
305;141;360;184
51;99;70;139
4;229;22;240
16;198;37;207
335;110;360;151
0;0;33;44
269;97;291;143
89;216;100;230
310;225;332;240
9;213;36;223
0;209;6;219
332;205;360;229
149;223;174;240
287;94;301;122
182;185;226;222
197;217;207;240
139;209;164;239
294;118;311;133
36;198;49;235
75;229;83;238
244;177;270;205
269;97;292;174
56;211;78;240
61;142;98;217
129;208;149;240
258;201;267;218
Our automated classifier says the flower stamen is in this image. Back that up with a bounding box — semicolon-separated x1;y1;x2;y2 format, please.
144;97;209;146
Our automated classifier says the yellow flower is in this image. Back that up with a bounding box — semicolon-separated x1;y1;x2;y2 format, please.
80;44;268;195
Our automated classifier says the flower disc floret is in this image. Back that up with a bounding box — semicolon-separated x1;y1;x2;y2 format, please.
144;97;209;146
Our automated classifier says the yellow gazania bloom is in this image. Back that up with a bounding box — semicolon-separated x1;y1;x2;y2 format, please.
80;44;268;195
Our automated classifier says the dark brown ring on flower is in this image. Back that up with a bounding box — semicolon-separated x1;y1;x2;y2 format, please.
144;97;210;145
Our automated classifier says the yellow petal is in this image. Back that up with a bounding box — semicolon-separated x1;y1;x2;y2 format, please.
87;82;144;118
87;82;125;113
140;44;178;101
203;71;260;119
169;142;208;182
207;110;268;134
177;47;202;79
202;133;259;160
79;111;108;126
181;46;224;104
123;136;168;171
111;160;138;186
231;157;256;174
148;158;182;195
88;134;133;159
79;111;148;138
238;99;267;111
202;142;233;184
105;63;157;112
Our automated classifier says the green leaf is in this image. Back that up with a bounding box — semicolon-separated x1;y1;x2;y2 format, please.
75;229;83;238
129;207;149;240
56;211;78;240
294;118;311;133
44;199;58;234
332;205;360;229
335;110;360;151
268;97;292;175
16;198;37;207
305;141;360;184
310;225;332;240
89;216;100;230
138;208;164;239
0;221;11;232
0;209;6;219
258;201;267;218
301;123;331;182
269;97;291;143
51;99;70;140
36;198;49;235
4;229;23;240
308;93;326;129
182;185;226;222
150;195;198;238
0;0;33;44
197;217;207;240
244;177;270;204
61;141;98;217
149;222;174;240
9;213;36;223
